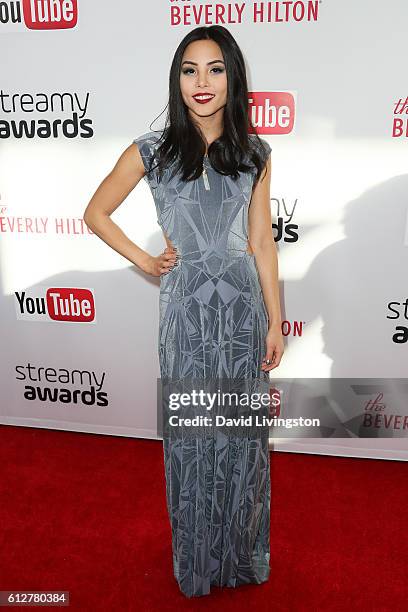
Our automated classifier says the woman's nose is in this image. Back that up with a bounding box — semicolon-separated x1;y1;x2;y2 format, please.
196;73;209;87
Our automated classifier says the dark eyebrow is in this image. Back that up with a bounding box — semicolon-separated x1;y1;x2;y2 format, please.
181;60;225;66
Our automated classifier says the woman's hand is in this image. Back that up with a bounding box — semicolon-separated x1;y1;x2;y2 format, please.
141;246;178;277
261;324;284;372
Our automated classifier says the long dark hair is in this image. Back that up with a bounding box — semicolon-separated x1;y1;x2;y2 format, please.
147;25;269;186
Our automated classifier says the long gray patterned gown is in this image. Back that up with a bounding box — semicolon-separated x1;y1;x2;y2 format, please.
133;131;272;598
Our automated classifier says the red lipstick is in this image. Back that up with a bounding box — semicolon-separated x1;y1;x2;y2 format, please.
192;93;215;105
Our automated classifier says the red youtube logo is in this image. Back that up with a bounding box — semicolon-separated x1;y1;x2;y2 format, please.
46;287;95;322
249;91;295;134
23;0;78;30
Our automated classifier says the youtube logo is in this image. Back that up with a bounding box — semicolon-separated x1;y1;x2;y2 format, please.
249;91;296;134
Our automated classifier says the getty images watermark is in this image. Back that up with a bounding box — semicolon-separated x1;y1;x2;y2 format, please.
156;377;317;439
156;377;408;439
164;387;316;428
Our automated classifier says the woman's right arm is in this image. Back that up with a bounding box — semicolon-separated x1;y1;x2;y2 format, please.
83;142;176;276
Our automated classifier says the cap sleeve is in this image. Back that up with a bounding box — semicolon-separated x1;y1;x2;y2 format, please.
258;137;271;168
132;131;161;190
247;134;272;176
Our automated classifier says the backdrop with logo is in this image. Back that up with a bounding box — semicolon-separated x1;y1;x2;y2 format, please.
1;0;407;460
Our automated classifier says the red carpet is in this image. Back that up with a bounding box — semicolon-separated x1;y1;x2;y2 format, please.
0;424;407;610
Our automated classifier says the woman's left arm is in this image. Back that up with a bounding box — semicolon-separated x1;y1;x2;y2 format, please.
248;153;284;371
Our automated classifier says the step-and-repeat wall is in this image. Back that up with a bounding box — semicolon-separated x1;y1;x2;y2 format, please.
1;1;407;460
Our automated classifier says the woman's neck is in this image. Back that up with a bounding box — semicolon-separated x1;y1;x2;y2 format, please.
191;113;224;149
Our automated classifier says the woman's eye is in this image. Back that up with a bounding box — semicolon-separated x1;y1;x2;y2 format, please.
181;67;224;75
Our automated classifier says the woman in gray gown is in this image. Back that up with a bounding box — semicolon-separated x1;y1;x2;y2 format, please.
133;25;284;598
85;25;283;598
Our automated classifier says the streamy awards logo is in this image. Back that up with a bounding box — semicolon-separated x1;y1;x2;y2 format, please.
387;298;408;344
